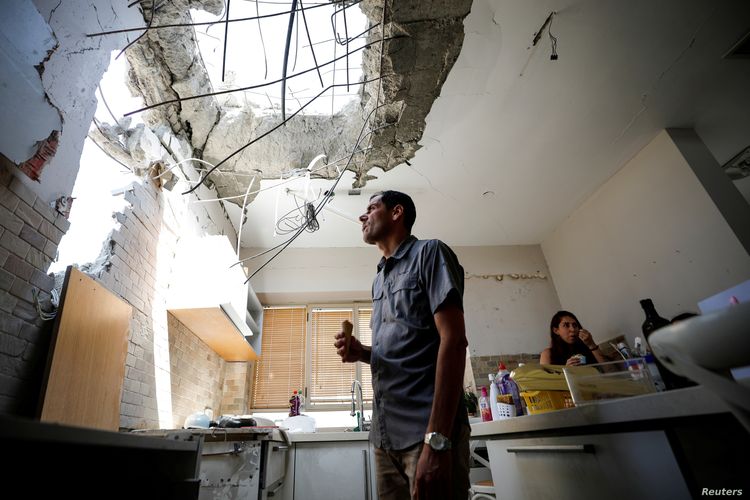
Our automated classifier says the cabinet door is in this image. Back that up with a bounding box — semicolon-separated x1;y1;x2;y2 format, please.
293;441;373;500
486;431;690;500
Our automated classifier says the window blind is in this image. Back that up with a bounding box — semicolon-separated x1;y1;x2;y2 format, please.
309;306;374;406
251;307;306;409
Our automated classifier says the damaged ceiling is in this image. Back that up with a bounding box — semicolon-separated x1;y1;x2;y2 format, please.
93;0;472;208
88;0;750;250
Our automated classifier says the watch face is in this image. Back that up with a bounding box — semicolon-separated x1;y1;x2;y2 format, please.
428;432;450;451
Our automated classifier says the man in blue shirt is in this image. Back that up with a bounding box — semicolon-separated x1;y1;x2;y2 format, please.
335;190;470;500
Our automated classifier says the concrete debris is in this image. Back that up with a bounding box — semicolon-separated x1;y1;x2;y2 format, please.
103;0;471;208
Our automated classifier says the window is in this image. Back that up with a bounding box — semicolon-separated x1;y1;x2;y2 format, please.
251;304;372;410
251;307;306;409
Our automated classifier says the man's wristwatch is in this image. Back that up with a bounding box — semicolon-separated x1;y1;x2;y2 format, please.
424;432;451;451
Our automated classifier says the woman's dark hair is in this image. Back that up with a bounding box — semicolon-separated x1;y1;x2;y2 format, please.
371;190;417;231
548;310;591;364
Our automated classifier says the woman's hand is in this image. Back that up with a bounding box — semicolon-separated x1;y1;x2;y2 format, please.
565;355;583;366
578;328;598;350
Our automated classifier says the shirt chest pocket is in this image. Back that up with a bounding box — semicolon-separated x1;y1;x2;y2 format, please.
387;272;429;325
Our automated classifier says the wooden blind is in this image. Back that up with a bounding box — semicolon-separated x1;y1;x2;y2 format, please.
357;308;373;402
309;307;373;406
251;307;306;409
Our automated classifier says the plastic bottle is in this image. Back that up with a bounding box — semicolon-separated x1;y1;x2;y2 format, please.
505;373;525;417
496;363;510;395
289;390;300;417
488;374;501;420
479;386;493;422
644;353;666;392
297;389;305;414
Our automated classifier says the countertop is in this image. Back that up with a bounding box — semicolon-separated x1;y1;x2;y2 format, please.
286;430;371;443
470;385;732;438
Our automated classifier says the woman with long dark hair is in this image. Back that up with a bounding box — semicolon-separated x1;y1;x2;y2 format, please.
540;310;610;366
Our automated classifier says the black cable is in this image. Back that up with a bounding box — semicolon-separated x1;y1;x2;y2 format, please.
281;0;299;122
124;34;401;117
245;101;389;283
221;0;231;81
181;74;388;195
116;0;161;60
255;0;269;80
548;12;559;60
87;0;361;38
298;0;324;87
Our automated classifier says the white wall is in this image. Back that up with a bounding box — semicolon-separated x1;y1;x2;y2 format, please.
244;244;561;355
541;130;750;345
1;0;143;204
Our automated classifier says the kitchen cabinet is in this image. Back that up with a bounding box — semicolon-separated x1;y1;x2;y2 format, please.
487;431;690;500
283;440;377;500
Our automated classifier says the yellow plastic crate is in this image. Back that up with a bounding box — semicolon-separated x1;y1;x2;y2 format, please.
520;390;575;415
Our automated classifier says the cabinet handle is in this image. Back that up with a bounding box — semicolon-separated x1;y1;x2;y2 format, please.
272;445;290;452
363;449;371;500
506;444;594;453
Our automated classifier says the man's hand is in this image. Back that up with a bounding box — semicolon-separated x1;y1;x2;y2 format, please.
413;446;452;500
334;329;364;363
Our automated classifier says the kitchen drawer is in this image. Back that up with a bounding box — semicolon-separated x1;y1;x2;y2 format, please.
486;431;690;500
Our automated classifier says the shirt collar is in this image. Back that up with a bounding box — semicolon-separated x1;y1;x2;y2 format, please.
377;235;417;271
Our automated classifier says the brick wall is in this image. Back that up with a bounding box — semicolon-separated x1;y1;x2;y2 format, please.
168;312;226;428
470;353;541;392
0;167;69;416
220;361;253;416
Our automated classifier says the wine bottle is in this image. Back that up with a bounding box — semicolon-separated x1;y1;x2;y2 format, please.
640;298;695;390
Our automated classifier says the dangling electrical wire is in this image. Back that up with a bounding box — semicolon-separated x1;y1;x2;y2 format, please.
255;0;269;80
243;101;388;283
221;0;231;81
123;35;399;117
298;0;323;87
280;0;299;122
181;74;388;195
87;1;358;38
548;12;559;60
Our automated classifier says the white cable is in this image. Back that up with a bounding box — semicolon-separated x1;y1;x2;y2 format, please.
189;147;371;204
151;157;217;179
236;177;256;258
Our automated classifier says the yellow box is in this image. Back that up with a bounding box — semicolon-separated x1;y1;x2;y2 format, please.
520;390;575;415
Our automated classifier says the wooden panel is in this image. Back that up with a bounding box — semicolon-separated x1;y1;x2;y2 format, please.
40;267;132;431
169;308;257;362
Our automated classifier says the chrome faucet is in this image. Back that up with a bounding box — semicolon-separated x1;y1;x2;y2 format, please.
350;380;368;431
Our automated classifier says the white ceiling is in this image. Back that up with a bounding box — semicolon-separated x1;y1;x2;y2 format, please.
239;0;750;249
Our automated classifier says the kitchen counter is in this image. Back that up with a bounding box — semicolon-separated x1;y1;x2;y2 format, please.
471;386;748;499
470;385;732;438
287;430;370;442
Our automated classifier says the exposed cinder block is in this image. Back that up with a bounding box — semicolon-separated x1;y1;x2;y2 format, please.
4;254;34;281
32;198;57;223
0;291;17;313
53;213;70;233
37;219;63;245
0;268;14;291
29;269;54;293
42;239;57;260
8;177;36;207
0;333;26;357
14;202;42;229
12;298;38;323
0;205;24;234
9;279;34;303
0;312;23;335
24;248;48;271
18;322;42;344
19;225;46;251
0;247;8;267
0;186;20;212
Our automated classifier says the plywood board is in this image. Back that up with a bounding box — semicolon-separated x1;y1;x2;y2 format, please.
40;267;132;431
169;307;258;361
